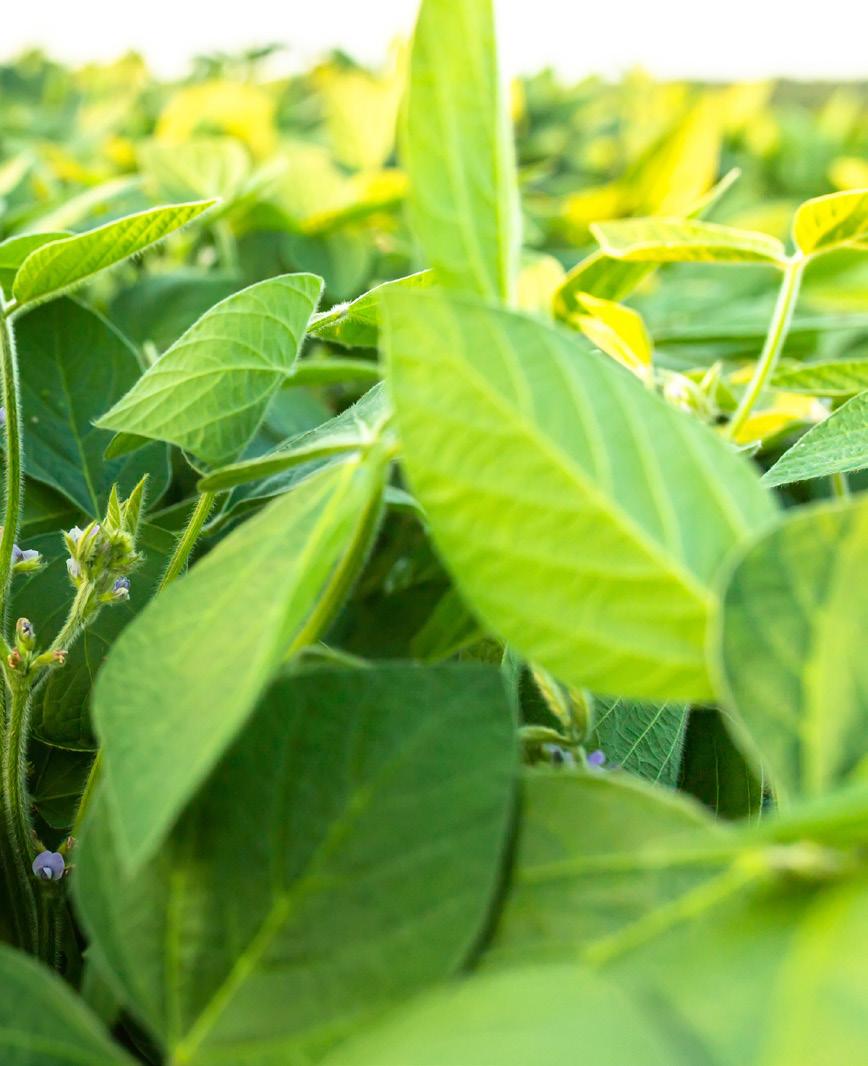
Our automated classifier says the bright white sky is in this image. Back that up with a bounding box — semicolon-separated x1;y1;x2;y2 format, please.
4;0;867;81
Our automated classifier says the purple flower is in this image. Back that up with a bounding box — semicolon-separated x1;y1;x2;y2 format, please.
0;406;5;428
18;549;39;563
32;851;65;881
113;576;130;600
67;526;84;544
587;749;607;768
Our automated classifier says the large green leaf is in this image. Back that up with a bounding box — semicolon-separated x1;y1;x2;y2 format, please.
138;136;251;204
402;0;519;302
592;218;786;265
793;189;868;256
94;452;389;871
762;874;868;1064
15;299;170;516
487;771;727;968
763;391;868;486
95;274;323;467
321;963;678;1066
716;495;868;802
0;945;132;1064
11;200;214;310
77;664;516;1065
382;289;777;701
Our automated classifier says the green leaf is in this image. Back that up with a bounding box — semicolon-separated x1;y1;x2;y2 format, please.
197;382;389;493
763;390;868;486
678;708;764;819
793;188;868;255
11;200;215;310
591;697;688;786
487;771;726;968
772;357;868;397
716;495;868;801
15;299;170;517
0;231;67;298
762;875;868;1065
108;269;241;354
382;289;777;701
591;218;787;265
0;945;132;1064
29;742;93;829
308;271;433;349
76;664;516;1064
402;0;520;301
95;274;323;467
94;452;389;872
13;523;176;749
138;136;251;204
321;963;678;1066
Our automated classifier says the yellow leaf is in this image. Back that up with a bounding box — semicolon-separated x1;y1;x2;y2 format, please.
516;254;566;315
572;293;653;380
732;392;827;446
157;81;276;159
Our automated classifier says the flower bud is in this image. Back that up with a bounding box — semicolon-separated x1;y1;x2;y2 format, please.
113;576;130;601
15;617;35;653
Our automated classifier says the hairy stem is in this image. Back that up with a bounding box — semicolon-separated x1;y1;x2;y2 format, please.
831;471;851;499
0;682;40;954
160;492;216;591
0;309;23;629
726;257;804;441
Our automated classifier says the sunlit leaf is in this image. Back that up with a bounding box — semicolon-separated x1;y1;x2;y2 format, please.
402;0;520;301
96;274;323;467
592;218;786;265
763;391;868;486
793;188;868;255
383;288;776;701
12;200;214;310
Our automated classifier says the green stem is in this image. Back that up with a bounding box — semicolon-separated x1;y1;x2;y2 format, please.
72;750;102;838
0;682;40;954
0;309;23;629
159;492;216;592
726;257;804;441
831;471;851;499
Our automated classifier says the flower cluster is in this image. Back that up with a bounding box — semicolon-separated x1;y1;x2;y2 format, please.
64;477;147;605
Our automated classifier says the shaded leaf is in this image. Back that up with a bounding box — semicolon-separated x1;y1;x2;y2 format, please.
77;664;516;1064
0;945;131;1064
94;452;389;871
16;299;170;516
716;495;868;801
